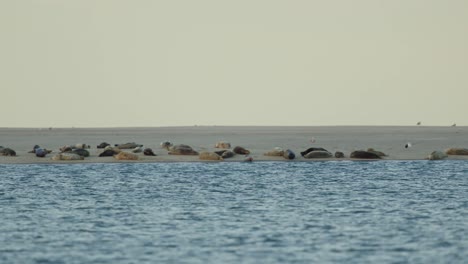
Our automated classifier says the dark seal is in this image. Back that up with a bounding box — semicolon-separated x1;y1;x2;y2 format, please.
350;150;382;159
143;148;157;156
283;149;295;160
233;146;250;155
301;147;329;157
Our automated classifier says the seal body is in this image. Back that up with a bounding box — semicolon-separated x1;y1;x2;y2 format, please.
264;148;284;156
445;148;468;155
51;153;84;161
160;141;173;150
97;142;111;149
233;146;250;155
143;148;156;156
334;151;345;158
114;152;139;160
199;152;223;161
283;149;295;160
168;144;199;155
350;150;382;159
304;151;332;159
367;148;387;157
75;143;90;149
132;146;143;153
0;148;16;156
99;149;118;157
35;148;47;158
215;141;231;149
72;149;90;157
428;151;448;160
115;143;142;149
301;147;329;157
215;150;235;159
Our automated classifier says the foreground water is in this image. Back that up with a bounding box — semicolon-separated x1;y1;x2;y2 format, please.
1;161;467;264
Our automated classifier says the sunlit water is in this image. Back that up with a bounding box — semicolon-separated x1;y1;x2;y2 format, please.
1;161;468;263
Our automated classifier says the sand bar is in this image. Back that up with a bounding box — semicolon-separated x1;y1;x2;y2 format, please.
1;126;467;164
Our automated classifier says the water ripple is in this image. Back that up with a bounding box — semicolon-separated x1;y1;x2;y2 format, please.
0;161;467;263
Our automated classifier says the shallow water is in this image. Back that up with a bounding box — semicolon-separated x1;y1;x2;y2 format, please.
1;161;467;263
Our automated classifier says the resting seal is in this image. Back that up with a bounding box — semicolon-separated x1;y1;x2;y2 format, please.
303;151;332;159
445;148;468;155
160;141;173;150
301;147;329;157
168;144;199;155
233;146;250;155
283;149;295;160
367;148;387;157
143;148;156;156
350;150;382;159
334;151;345;158
35;148;48;158
0;148;16;156
428;151;448;160
215;141;231;149
75;143;90;149
114;142;142;149
114;152;139;160
71;149;90;157
132;146;143;153
51;153;84;161
99;149;118;157
264;148;284;156
214;150;235;159
97;142;111;149
199;152;223;161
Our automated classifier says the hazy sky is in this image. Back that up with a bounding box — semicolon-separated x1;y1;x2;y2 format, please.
1;0;467;127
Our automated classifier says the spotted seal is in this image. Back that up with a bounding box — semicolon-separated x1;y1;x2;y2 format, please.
300;147;329;157
283;149;295;160
214;150;235;159
199;152;223;161
168;144;199;155
264;147;284;156
114;142;142;149
0;148;16;156
233;146;250;155
143;148;157;156
51;153;84;161
445;148;468;155
97;142;111;149
215;141;231;149
427;150;448;160
114;152;139;160
303;151;333;159
350;150;382;159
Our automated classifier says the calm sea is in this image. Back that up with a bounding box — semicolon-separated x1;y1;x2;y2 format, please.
1;161;467;264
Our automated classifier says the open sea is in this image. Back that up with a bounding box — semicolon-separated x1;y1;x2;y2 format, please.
1;161;468;264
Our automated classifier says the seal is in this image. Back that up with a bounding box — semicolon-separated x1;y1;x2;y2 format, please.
199;152;223;161
334;151;345;158
303;151;332;159
214;150;235;159
71;149;90;157
97;142;111;149
51;153;84;161
264;147;284;156
75;143;90;149
233;146;250;155
301;147;329;157
0;148;16;156
445;148;468;155
215;141;231;149
132;146;143;153
283;149;295;160
35;148;48;158
99;149;118;157
168;144;199;155
114;152;139;160
114;142;142;149
428;150;448;160
350;150;382;159
143;148;157;156
160;141;173;150
367;148;387;157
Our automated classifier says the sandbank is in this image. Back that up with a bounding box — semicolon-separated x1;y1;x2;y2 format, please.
1;126;467;164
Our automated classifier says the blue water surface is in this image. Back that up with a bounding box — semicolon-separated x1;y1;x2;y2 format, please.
1;161;468;264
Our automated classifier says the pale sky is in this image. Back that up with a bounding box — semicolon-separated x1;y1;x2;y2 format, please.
1;0;467;127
